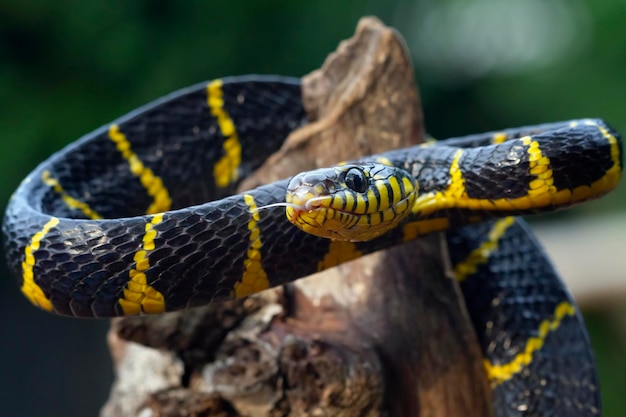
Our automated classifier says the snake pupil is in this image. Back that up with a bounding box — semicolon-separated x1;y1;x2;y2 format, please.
345;167;368;193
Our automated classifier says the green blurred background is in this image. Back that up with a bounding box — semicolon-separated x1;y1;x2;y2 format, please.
0;1;625;416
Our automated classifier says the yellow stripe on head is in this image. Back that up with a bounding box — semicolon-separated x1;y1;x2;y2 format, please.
388;176;402;205
376;180;390;209
354;192;368;214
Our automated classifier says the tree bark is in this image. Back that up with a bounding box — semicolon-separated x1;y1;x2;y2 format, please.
102;16;491;417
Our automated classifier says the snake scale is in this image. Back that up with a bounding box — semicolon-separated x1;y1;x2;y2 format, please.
2;76;622;416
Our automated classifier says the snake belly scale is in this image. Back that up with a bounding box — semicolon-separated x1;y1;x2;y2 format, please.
2;76;622;416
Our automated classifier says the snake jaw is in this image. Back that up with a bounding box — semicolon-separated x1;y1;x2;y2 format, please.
285;182;332;226
285;171;342;238
284;164;419;241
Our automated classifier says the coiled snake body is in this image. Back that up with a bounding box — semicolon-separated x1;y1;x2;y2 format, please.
3;76;622;416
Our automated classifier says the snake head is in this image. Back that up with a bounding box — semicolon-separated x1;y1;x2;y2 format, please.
285;163;418;242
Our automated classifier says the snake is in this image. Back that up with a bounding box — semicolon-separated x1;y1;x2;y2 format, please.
2;76;622;416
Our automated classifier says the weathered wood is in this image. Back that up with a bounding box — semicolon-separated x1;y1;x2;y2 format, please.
238;16;423;190
102;17;491;417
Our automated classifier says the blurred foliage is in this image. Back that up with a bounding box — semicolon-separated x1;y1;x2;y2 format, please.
0;1;624;416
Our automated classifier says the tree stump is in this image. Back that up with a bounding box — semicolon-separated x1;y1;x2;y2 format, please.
102;17;491;417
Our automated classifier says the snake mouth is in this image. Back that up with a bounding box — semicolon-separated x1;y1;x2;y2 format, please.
253;183;334;228
286;187;419;241
284;185;332;223
286;180;333;208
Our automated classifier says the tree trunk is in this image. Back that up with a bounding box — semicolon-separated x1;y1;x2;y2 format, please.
101;17;491;417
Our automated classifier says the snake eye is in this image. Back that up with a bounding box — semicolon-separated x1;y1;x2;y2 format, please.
344;167;368;193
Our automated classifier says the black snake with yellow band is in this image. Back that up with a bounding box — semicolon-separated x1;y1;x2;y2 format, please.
2;76;621;416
